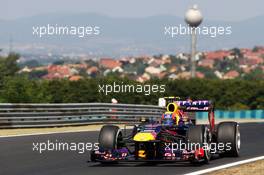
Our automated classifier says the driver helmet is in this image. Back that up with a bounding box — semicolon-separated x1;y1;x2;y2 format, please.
161;112;179;126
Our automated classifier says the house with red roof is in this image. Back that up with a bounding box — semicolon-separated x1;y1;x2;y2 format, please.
86;66;99;75
69;75;83;81
196;71;205;78
223;70;240;79
205;50;231;60
99;58;122;69
42;65;72;80
198;59;215;69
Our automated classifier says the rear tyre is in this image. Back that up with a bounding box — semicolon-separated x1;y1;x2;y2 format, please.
98;125;123;150
187;125;211;163
217;122;240;157
90;150;96;162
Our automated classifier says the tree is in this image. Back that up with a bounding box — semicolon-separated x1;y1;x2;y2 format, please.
196;66;216;79
252;46;259;52
243;67;264;80
0;53;19;79
28;70;48;79
19;59;40;68
231;48;242;57
0;76;51;103
53;60;65;65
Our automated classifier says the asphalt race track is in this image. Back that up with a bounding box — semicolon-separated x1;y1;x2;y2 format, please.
1;123;264;175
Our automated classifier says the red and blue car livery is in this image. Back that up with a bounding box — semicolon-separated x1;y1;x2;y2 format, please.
90;97;240;164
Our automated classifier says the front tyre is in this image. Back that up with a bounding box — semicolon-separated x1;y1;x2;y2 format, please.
98;125;123;150
187;125;211;163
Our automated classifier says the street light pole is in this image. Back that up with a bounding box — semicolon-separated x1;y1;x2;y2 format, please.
191;28;197;78
185;5;203;78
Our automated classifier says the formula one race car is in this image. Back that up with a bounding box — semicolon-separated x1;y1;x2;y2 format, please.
90;97;240;164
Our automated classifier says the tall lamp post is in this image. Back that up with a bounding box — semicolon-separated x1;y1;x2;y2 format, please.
185;5;203;78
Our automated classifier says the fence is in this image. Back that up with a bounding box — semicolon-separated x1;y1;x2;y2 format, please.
0;103;165;128
0;103;263;128
196;110;264;120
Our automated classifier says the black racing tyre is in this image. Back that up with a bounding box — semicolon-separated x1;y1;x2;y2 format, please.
187;125;211;163
98;125;123;150
217;122;240;157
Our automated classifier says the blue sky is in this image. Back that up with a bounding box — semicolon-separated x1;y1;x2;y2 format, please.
2;0;264;21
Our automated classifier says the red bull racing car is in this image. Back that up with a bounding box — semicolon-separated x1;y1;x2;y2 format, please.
90;97;240;164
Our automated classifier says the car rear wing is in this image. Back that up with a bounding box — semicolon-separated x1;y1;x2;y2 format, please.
175;100;213;112
159;97;215;130
159;97;214;112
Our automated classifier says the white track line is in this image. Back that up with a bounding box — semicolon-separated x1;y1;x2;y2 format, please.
0;129;100;138
0;126;134;138
185;156;264;175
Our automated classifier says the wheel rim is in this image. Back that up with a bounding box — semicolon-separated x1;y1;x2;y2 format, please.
203;127;211;160
115;129;122;149
236;125;241;152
